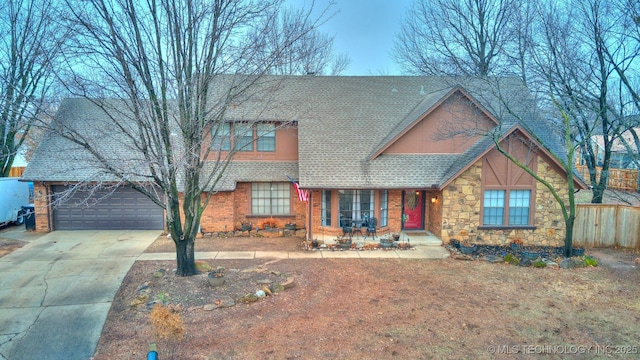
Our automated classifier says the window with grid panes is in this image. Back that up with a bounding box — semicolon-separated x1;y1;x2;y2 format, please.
251;183;290;215
380;190;388;226
256;123;276;151
211;123;231;151
508;190;530;225
483;190;505;225
234;123;253;151
321;190;331;226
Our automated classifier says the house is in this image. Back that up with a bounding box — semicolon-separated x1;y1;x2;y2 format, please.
22;76;587;246
577;128;640;170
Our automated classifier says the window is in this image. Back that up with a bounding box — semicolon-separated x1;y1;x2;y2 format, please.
380;190;388;227
234;123;253;151
483;190;504;225
338;190;374;227
257;123;276;152
321;190;331;226
482;145;536;227
509;190;530;225
483;190;531;226
251;183;290;215
213;122;277;152
211;123;231;151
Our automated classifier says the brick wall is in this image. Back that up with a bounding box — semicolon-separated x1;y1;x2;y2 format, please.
200;182;303;233
440;157;569;246
32;182;51;232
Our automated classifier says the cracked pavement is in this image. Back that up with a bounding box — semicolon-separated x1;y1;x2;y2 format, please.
0;229;160;360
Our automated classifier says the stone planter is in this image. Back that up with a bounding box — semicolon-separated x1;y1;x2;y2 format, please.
459;244;475;255
208;272;225;287
521;250;539;261
339;241;352;249
285;223;296;231
380;238;394;249
510;243;522;252
450;239;461;249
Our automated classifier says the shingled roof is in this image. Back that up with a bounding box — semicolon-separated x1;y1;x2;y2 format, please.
24;75;569;191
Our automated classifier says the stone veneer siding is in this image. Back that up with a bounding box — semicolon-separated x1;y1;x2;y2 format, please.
440;157;569;247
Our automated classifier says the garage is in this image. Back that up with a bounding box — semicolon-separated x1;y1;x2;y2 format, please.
52;185;164;230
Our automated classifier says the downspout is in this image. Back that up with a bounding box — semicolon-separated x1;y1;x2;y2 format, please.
306;190;312;241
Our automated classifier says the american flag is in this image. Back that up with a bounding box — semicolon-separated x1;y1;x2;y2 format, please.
287;175;309;202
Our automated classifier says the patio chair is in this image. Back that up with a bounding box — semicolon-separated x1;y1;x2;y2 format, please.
365;217;377;239
342;223;353;239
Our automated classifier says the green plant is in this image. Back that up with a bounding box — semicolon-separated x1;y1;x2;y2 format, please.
532;259;547;268
504;253;520;265
155;292;170;303
584;256;598;267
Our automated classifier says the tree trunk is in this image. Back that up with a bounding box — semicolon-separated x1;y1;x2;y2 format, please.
174;235;196;276
564;215;574;258
167;190;198;276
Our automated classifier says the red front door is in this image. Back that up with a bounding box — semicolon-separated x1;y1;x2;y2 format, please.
402;190;424;230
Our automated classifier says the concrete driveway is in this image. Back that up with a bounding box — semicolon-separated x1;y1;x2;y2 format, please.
0;230;160;360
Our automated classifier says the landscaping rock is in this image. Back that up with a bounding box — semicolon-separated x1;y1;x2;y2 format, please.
481;255;504;263
280;276;295;289
270;283;285;294
153;269;166;278
560;257;586;269
452;254;474;261
215;296;235;308
238;294;259;303
195;261;213;272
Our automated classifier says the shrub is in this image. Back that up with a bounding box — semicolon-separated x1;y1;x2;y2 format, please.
504;253;520;265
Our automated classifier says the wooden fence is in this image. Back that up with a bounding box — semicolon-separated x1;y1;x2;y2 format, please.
574;204;640;249
8;167;25;178
575;165;639;192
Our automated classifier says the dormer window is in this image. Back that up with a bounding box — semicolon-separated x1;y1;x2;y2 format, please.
211;122;277;152
257;123;275;152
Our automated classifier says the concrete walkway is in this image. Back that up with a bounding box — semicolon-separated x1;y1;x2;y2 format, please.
139;246;450;261
0;229;160;360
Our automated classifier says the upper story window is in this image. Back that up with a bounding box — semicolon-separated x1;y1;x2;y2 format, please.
211;123;231;151
257;123;276;152
212;122;277;152
234;123;254;151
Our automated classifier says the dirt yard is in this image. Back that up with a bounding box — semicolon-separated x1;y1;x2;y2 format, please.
92;235;640;360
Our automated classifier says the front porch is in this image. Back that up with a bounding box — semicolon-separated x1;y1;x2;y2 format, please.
312;230;443;247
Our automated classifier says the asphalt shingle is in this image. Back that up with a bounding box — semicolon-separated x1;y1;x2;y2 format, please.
24;75;566;190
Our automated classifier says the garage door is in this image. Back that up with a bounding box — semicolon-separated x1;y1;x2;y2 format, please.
52;186;164;230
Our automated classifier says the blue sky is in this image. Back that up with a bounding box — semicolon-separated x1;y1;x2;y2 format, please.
290;0;414;75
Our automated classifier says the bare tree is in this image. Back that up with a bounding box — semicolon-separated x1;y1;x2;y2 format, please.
534;0;637;203
266;6;350;75
57;0;329;276
0;0;68;177
393;0;519;77
492;104;580;257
